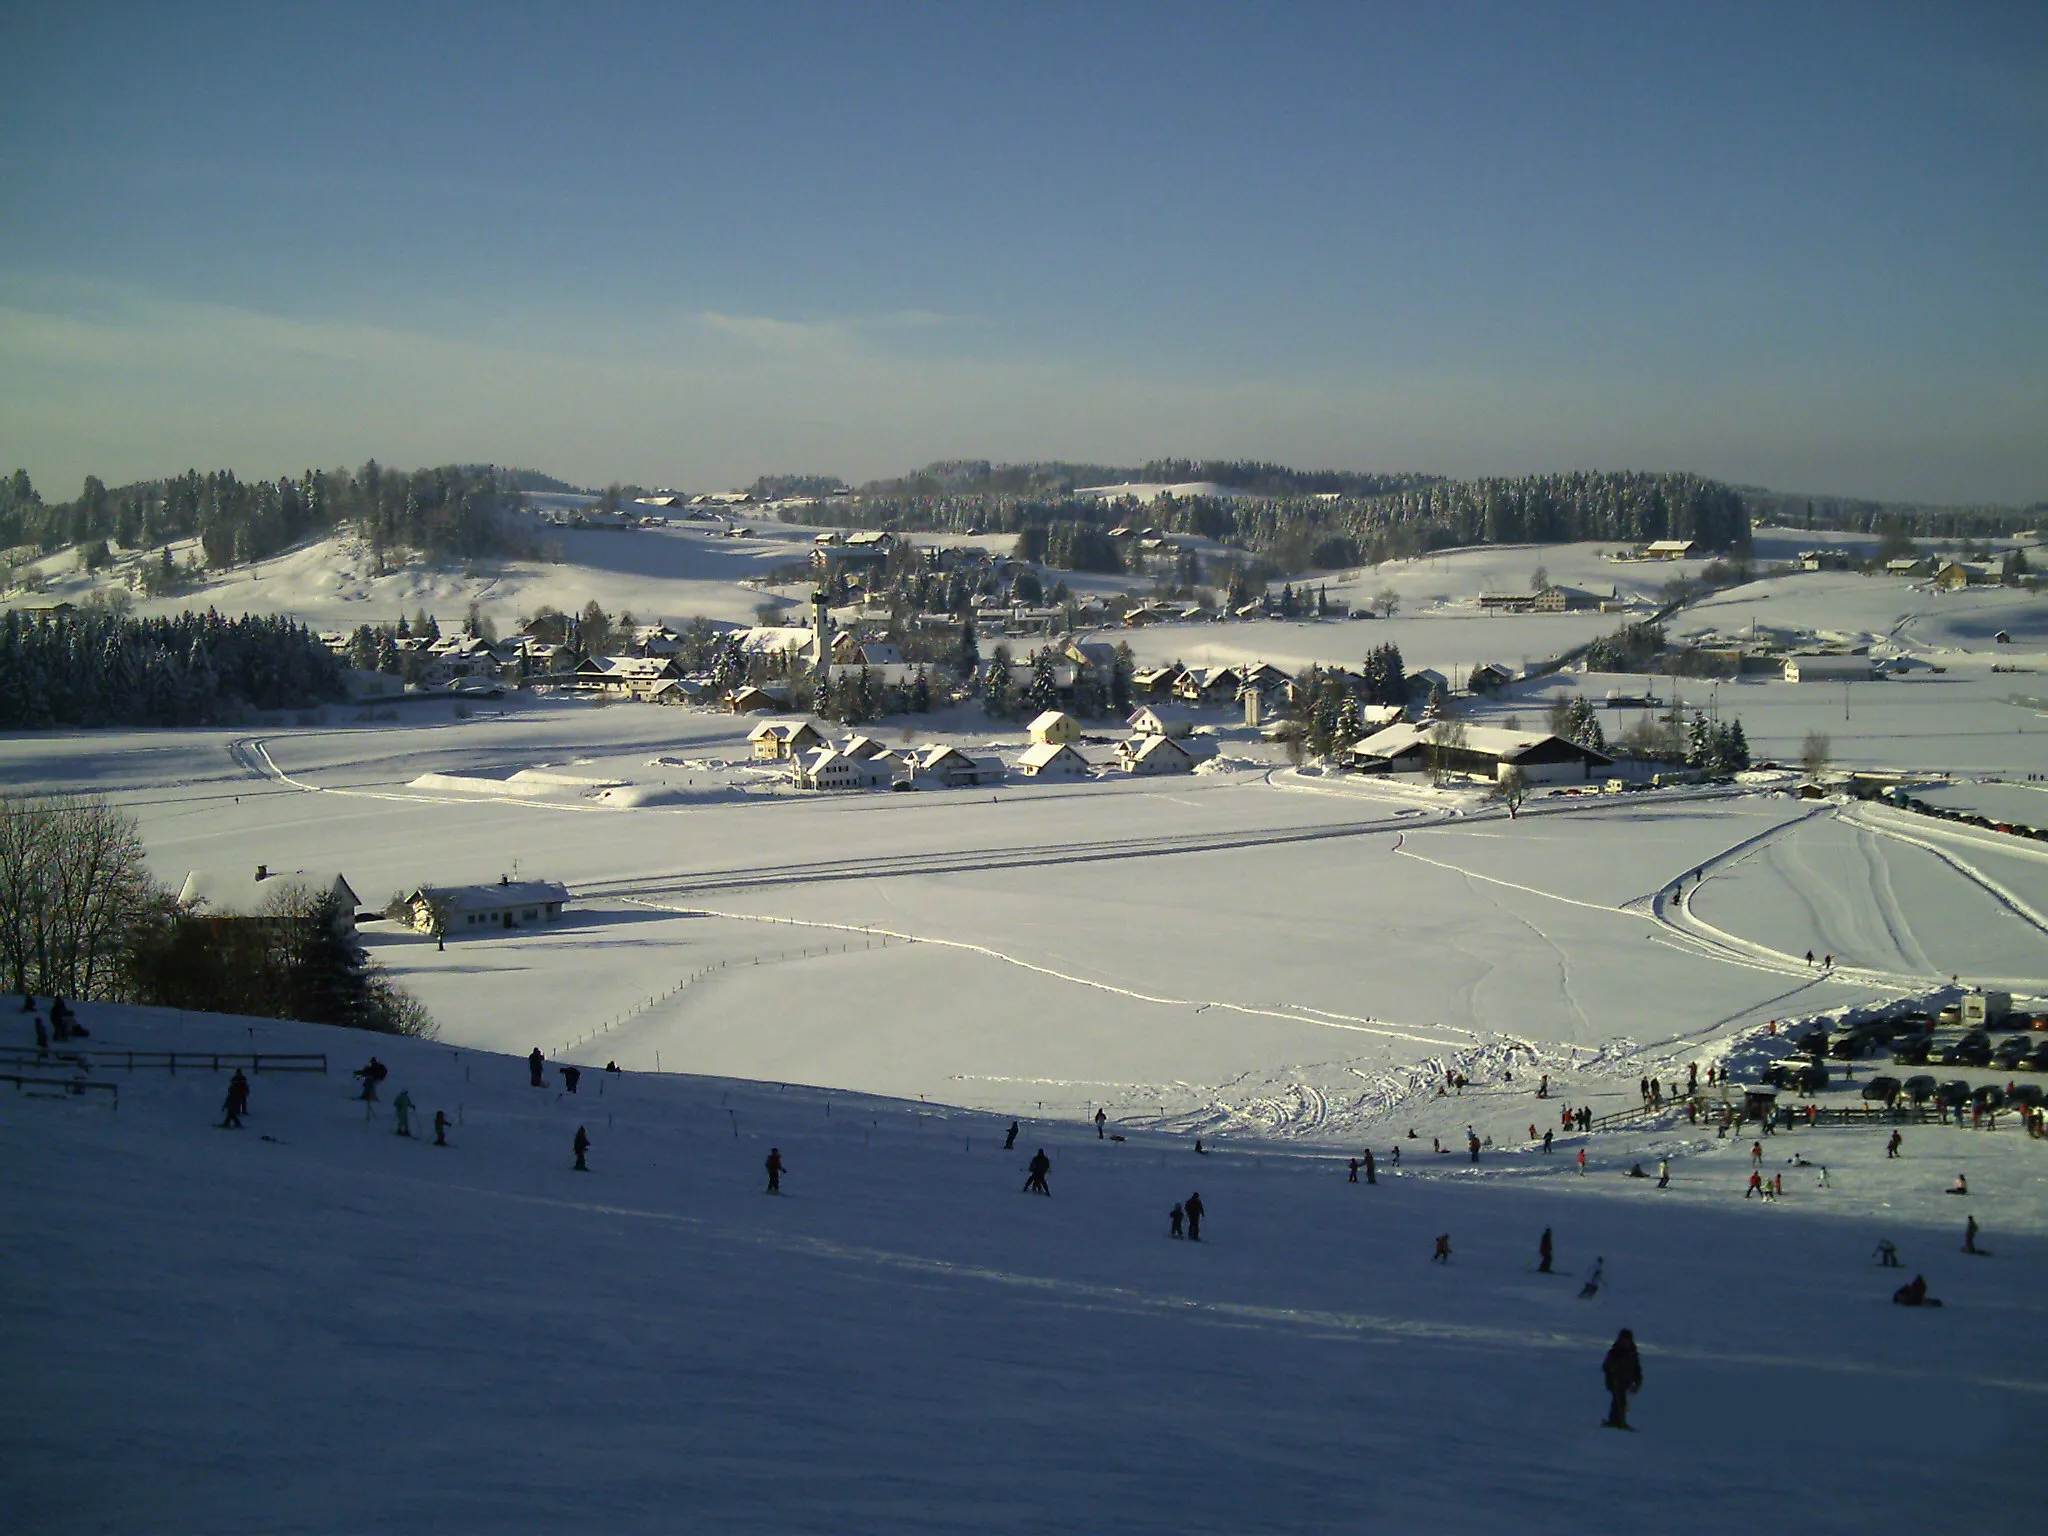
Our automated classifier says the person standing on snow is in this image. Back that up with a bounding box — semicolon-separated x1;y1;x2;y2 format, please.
529;1048;546;1088
1431;1233;1451;1263
559;1065;580;1095
1542;1129;1554;1154
392;1089;415;1138
1963;1214;1980;1254
219;1069;250;1129
1184;1191;1204;1241
1539;1227;1553;1273
1003;1121;1018;1151
1656;1157;1670;1189
1576;1148;1586;1177
1579;1257;1605;1299
1363;1148;1376;1185
765;1147;784;1194
1886;1130;1902;1159
1024;1149;1051;1195
433;1110;450;1147
572;1126;590;1171
1601;1328;1642;1428
1094;1108;1106;1140
1873;1239;1898;1267
1347;1158;1359;1183
1169;1203;1184;1238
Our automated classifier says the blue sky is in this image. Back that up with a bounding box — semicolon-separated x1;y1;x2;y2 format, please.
3;1;2042;501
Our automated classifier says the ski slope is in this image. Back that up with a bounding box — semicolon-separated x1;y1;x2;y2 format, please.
3;1002;2041;1534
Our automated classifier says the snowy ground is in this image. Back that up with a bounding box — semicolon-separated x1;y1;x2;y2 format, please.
4;1001;2041;1534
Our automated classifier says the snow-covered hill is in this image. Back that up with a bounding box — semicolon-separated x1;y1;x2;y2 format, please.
4;1000;2040;1533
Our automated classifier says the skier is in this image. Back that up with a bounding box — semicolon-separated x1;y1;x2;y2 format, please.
1963;1214;1979;1254
1656;1157;1670;1189
1886;1130;1902;1159
1579;1257;1604;1299
572;1126;590;1171
355;1057;386;1101
1601;1328;1642;1428
1024;1148;1051;1195
1805;950;1814;968
1003;1121;1018;1151
560;1065;580;1095
765;1147;784;1194
433;1110;450;1147
1431;1233;1451;1264
1095;1108;1106;1140
1347;1158;1359;1184
1363;1148;1376;1185
1542;1129;1554;1154
1468;1131;1481;1165
32;1014;48;1055
1539;1227;1553;1273
392;1089;414;1138
1184;1191;1204;1241
528;1048;546;1088
1873;1238;1898;1267
219;1069;250;1129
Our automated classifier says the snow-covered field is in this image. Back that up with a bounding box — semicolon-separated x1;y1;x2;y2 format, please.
5;1000;2042;1533
7;523;2046;1529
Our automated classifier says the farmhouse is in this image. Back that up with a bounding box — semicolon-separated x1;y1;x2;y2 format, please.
748;719;827;759
1782;654;1879;683
178;866;362;928
1643;539;1699;560
726;684;788;714
1118;733;1194;775
1126;704;1201;738
1014;742;1091;780
1028;710;1082;746
1342;724;1613;784
574;655;682;699
913;746;1007;788
407;878;571;935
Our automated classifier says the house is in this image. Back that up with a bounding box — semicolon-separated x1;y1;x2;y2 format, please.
1028;710;1082;746
574;655;682;699
838;734;897;762
748;719;827;759
1126;704;1200;738
407;878;571;935
1782;654;1879;683
1797;548;1852;572
1061;640;1118;678
1406;667;1449;701
791;747;896;791
1014;741;1091;779
1172;666;1244;706
1643;539;1699;560
1130;665;1182;698
1885;557;1929;576
1341;724;1613;784
1118;733;1195;775
1932;560;1992;591
726;685;787;714
178;865;362;927
914;745;1006;788
1467;662;1516;693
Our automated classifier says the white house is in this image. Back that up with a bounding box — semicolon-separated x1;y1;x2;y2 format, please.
1125;704;1201;738
1028;710;1082;746
1119;733;1194;775
1014;741;1091;779
792;748;897;791
406;878;571;934
179;866;362;927
1782;654;1879;683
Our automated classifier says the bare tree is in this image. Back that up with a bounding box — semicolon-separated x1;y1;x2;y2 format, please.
1374;587;1401;620
1494;764;1528;817
0;796;160;999
1425;717;1469;786
1800;731;1832;780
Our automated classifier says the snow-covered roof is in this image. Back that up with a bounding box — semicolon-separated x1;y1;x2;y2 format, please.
1028;710;1073;732
180;867;360;916
410;880;570;914
1130;733;1192;762
1347;723;1610;764
1016;741;1085;769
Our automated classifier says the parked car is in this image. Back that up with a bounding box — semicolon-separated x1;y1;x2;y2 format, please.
1935;1080;1973;1108
1861;1076;1902;1105
1891;1037;1932;1066
1941;1033;1993;1067
1994;1036;2032;1068
2026;1042;2048;1072
1790;1062;1828;1095
2006;1083;2044;1109
1902;1075;1938;1104
1971;1084;2006;1111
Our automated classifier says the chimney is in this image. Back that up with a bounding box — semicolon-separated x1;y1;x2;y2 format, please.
255;864;268;881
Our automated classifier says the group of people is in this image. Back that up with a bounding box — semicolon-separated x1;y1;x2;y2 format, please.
23;993;87;1053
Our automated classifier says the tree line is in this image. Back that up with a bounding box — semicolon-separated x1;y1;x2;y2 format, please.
0;609;345;730
0;796;431;1035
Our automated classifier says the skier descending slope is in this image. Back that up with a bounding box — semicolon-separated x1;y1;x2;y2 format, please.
1601;1329;1642;1429
1023;1149;1051;1195
1579;1257;1605;1299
